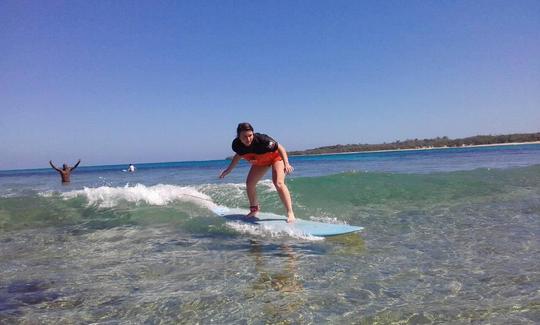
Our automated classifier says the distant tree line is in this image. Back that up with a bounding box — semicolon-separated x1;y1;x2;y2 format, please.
288;132;540;156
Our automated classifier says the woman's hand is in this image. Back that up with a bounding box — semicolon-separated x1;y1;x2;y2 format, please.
219;169;231;179
220;155;241;179
284;163;294;175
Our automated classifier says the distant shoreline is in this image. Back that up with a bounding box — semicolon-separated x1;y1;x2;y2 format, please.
289;141;540;157
2;140;540;173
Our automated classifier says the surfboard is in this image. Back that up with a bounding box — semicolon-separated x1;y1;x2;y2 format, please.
220;211;363;237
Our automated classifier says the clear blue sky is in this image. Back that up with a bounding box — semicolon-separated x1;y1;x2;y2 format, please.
1;0;539;170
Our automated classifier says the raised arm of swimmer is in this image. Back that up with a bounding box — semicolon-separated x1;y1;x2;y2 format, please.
49;160;61;172
71;159;81;171
219;154;241;178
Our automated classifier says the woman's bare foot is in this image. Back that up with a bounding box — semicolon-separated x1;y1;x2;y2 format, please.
247;205;259;218
286;212;295;223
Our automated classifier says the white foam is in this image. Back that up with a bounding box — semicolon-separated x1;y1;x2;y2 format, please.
38;191;55;198
1;190;18;198
199;180;276;197
225;220;324;241
308;216;347;225
197;183;246;202
259;179;277;192
61;183;221;210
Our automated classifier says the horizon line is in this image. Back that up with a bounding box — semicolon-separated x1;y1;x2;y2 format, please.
2;141;540;174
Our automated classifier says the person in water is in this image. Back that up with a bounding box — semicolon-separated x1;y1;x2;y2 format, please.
128;164;136;172
49;159;81;183
220;123;296;223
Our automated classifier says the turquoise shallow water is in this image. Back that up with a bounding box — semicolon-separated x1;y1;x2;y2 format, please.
1;144;539;323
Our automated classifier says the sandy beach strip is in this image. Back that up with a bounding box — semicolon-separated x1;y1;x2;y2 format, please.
290;141;540;157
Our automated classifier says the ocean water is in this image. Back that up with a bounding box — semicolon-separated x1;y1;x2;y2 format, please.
1;144;539;324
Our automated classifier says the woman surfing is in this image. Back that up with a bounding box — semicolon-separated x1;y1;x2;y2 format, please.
220;123;296;223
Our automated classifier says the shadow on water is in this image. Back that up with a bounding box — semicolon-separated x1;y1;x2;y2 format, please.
245;240;306;324
231;235;365;324
325;233;366;255
0;280;61;322
249;240;304;293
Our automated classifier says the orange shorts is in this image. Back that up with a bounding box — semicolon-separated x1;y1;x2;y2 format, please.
242;151;282;166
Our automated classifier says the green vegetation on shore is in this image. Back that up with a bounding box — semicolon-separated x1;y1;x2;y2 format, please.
289;132;540;156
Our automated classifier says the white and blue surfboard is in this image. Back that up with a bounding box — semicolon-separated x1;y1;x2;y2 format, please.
215;208;363;237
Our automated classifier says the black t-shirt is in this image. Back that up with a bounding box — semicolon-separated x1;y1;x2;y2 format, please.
232;133;279;155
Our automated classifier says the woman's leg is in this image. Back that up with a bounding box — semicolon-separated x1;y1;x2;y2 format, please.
246;165;270;217
272;160;295;223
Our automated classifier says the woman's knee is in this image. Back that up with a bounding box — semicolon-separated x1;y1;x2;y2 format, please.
246;180;258;190
273;180;286;191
